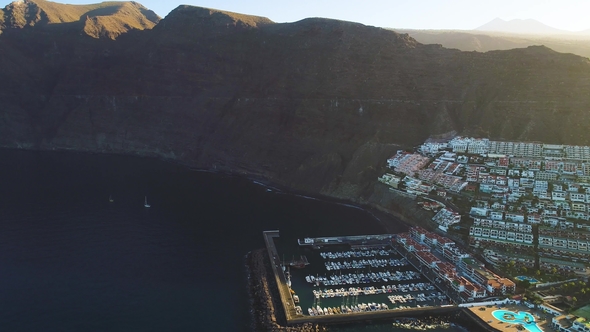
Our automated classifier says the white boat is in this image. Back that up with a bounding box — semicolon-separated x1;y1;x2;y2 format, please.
144;196;151;208
286;269;292;287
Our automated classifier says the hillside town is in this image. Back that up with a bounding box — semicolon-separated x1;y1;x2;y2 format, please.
379;136;590;330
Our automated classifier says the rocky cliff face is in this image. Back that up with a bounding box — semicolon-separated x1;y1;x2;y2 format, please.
0;0;160;38
1;3;590;201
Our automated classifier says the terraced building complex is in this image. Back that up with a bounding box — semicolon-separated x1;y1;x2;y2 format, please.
382;136;590;276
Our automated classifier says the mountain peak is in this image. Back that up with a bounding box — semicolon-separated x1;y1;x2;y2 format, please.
162;5;273;28
475;17;567;35
1;0;160;39
151;5;274;40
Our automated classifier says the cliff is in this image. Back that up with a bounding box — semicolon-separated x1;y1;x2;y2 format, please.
0;0;160;38
1;2;590;203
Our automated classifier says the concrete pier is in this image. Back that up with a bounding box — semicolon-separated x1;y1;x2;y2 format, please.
263;230;299;322
297;234;395;249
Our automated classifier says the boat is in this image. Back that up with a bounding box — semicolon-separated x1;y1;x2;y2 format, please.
144;196;151;208
109;195;114;203
289;255;310;269
286;267;292;287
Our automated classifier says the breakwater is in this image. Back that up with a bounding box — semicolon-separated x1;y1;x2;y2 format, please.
246;249;325;332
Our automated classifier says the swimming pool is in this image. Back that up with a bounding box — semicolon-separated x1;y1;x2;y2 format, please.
492;310;543;332
515;275;540;283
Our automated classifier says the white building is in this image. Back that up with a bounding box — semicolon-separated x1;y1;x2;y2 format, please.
448;137;471;153
432;208;462;227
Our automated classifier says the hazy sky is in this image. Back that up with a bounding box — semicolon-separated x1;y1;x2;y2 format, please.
2;0;590;31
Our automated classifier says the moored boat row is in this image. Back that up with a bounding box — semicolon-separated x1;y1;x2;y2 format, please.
319;249;394;260
307;302;390;316
305;270;420;286
388;292;448;304
324;258;407;270
388;294;415;303
312;282;436;298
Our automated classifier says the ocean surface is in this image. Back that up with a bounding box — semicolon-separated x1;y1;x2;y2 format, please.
0;150;465;331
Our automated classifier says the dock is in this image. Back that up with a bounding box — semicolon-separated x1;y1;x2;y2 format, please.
264;231;460;325
263;230;299;320
298;234;395;249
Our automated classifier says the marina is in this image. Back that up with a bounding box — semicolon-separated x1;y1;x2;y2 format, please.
305;270;421;286
264;231;458;325
310;282;439;298
322;257;408;271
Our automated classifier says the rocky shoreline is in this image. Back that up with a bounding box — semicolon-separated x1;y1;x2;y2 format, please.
245;249;326;332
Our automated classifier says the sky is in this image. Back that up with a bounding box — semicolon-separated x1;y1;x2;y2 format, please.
2;0;590;31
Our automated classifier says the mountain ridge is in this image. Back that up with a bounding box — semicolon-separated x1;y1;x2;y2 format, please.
2;1;590;206
0;0;160;38
396;28;590;59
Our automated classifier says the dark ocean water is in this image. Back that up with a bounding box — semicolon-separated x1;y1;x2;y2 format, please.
0;150;464;332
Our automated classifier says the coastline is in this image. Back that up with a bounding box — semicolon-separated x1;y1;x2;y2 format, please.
0;147;416;233
1;147;503;331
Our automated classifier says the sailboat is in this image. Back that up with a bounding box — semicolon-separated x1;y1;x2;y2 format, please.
109;195;114;203
144;196;151;208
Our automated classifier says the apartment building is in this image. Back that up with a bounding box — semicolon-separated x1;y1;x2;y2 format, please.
564;145;590;161
419;140;449;155
432;208;461;228
393;153;430;176
536;171;558;181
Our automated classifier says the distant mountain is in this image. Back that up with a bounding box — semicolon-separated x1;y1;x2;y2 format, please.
396;29;590;59
475;18;567;35
0;0;160;39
